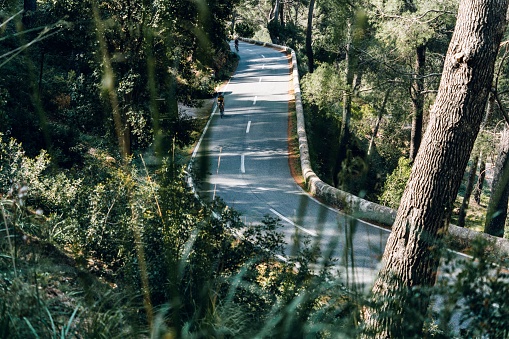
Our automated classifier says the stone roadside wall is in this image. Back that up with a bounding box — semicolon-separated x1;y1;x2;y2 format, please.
239;37;509;257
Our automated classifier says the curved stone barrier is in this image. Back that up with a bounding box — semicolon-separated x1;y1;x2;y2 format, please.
238;37;509;256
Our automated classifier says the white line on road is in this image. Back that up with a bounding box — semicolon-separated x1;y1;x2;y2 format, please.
259;77;262;83
246;121;251;133
270;208;318;237
262;64;265;69
261;54;265;58
253;96;257;105
240;154;245;173
213;147;223;200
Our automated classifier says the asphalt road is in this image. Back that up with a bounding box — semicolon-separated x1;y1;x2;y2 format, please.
193;41;390;285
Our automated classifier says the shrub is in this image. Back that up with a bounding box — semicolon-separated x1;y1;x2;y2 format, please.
235;22;256;38
378;156;412;209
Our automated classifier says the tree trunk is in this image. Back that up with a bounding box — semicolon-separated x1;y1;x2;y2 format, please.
409;44;426;162
24;0;36;12
363;0;508;336
474;155;486;204
333;17;356;187
341;19;355;143
306;0;315;73
230;10;236;36
279;1;284;27
485;126;509;237
458;154;479;227
473;92;494;204
272;0;280;24
23;0;37;26
368;89;391;157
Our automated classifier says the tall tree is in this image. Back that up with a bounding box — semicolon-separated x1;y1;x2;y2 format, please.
363;0;508;336
409;44;426;161
368;88;391;157
484;126;509;237
473;156;486;204
23;0;36;26
334;7;368;187
473;92;495;204
482;41;509;236
371;0;457;161
306;0;316;73
458;154;479;227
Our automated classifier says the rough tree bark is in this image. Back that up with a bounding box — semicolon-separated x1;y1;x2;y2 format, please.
363;0;508;336
485;125;509;237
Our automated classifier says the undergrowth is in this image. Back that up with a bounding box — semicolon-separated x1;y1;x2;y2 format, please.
1;133;509;337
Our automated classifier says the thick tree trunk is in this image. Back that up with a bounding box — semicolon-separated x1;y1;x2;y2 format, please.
485;126;509;237
363;0;508;336
306;0;315;73
458;154;479;227
409;44;426;162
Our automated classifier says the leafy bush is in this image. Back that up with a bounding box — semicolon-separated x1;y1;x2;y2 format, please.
378;156;412;209
235;22;256;38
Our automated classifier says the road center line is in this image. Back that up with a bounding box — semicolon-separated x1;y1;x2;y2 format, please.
269;208;318;237
246;121;251;133
259;77;262;83
240;154;245;173
253;96;257;105
261;54;265;58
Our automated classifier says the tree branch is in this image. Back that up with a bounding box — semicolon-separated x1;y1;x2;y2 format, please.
493;89;509;126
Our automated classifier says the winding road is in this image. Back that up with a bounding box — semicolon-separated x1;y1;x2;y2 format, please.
193;41;390;285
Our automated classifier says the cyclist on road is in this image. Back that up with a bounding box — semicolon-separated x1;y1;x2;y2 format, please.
217;93;225;118
234;37;239;52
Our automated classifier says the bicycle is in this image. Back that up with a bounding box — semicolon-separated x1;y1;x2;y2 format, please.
219;101;225;118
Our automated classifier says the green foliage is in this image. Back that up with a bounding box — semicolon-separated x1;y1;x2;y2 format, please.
371;0;457;57
336;146;369;195
301;103;341;184
235;21;256;38
3;131;509;337
268;21;305;50
431;238;509;338
0;0;237;161
378;157;412;209
301;63;344;113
